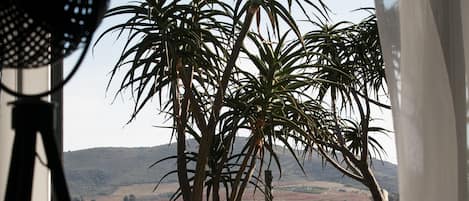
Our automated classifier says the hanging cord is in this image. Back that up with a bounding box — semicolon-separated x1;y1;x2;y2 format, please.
0;36;92;99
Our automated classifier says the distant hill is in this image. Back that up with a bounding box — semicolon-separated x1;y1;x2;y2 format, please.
64;138;398;198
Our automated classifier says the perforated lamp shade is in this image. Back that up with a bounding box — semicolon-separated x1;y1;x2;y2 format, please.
0;0;108;68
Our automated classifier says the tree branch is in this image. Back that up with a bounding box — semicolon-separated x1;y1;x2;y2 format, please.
315;138;361;165
316;145;364;182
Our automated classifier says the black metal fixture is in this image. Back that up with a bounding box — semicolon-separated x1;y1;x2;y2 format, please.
0;1;108;201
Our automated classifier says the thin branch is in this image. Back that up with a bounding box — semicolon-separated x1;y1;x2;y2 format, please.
342;155;363;177
316;145;364;182
315;138;361;165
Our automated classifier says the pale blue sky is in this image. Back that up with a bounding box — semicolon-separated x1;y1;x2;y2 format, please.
63;0;397;163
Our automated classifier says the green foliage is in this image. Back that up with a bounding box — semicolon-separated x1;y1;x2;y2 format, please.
96;0;232;121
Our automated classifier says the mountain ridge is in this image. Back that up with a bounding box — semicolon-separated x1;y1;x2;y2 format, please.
64;138;398;198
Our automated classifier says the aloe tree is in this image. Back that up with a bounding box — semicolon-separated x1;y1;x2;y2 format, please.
98;1;234;200
97;1;328;201
218;31;325;201
299;13;390;201
97;1;392;200
220;12;390;201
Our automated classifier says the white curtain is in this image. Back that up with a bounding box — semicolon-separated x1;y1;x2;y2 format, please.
0;67;50;201
374;0;467;200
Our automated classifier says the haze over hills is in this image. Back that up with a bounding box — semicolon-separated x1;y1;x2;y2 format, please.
64;138;398;199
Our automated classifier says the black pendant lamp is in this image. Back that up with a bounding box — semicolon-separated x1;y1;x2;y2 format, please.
0;1;109;201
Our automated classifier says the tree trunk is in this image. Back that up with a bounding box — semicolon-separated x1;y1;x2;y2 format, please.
174;57;192;201
228;143;257;201
191;5;259;201
362;167;386;201
176;118;191;201
264;170;273;201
